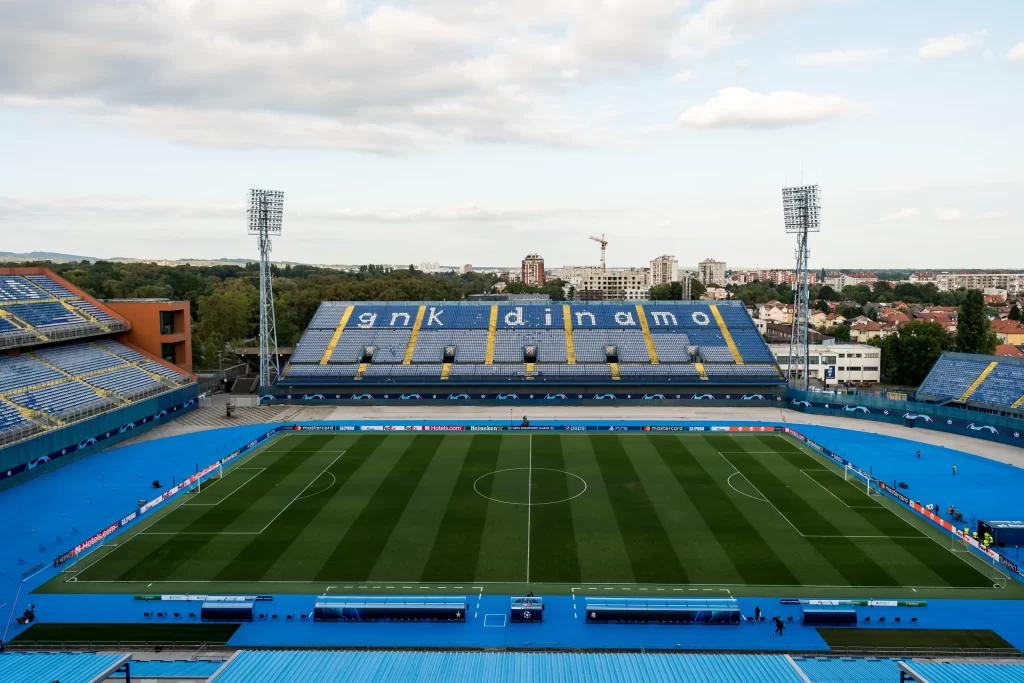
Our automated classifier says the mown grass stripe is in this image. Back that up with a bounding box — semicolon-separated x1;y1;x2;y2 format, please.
650;435;798;585
214;435;385;582
420;435;503;581
314;434;443;581
528;435;581;584
768;435;994;589
712;437;900;587
115;434;332;582
588;434;687;584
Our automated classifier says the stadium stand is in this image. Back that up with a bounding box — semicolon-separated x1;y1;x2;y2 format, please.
918;351;1024;410
280;301;783;386
0;272;128;350
0;652;130;682
0;340;191;431
0;270;196;458
208;650;806;683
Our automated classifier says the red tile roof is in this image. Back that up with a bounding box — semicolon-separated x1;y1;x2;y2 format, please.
995;344;1024;358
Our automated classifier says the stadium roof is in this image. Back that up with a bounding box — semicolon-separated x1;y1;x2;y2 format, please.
899;660;1024;683
208;651;804;683
0;652;129;683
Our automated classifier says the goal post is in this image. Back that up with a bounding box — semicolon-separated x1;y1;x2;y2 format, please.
843;464;880;496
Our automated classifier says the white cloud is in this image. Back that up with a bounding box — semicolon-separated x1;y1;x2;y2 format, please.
677;0;817;57
0;194;601;224
673;70;697;82
978;210;1009;219
880;208;920;222
1009;43;1024;61
678;88;867;129
795;48;888;66
919;30;988;60
935;208;963;221
734;59;752;74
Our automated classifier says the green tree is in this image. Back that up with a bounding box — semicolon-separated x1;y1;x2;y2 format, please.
815;299;830;313
818;285;839;301
886;321;954;385
1010;304;1023;322
956;290;998;354
196;279;258;343
832;324;851;343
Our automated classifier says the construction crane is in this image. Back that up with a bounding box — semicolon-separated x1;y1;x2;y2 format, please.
589;234;608;272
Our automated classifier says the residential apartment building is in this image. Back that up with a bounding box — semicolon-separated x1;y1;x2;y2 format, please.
770;343;881;385
824;273;878;290
562;266;651;301
521;253;545;286
698;258;726;286
935;272;1024;296
649;255;679;286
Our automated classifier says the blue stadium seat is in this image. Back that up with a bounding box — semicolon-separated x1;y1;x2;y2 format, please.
23;274;77;299
918;354;994;400
83;366;163;395
4;302;86;328
971;363;1024;406
280;301;782;385
0;355;66;393
0;277;49;302
32;344;124;375
8;381;108;416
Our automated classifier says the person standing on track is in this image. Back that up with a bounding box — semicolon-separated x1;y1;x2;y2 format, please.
754;605;761;622
773;616;784;635
952;465;957;476
917;450;921;459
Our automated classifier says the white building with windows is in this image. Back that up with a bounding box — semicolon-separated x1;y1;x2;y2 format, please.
560;266;650;300
935;272;1024;296
649;255;679;286
698;258;726;286
770;343;881;386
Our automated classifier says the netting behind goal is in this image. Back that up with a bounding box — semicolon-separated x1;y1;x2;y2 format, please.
843;465;881;496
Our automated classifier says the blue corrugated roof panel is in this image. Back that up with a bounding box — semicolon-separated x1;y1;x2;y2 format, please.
0;652;128;683
905;660;1024;683
109;659;224;678
794;657;900;683
210;651;803;683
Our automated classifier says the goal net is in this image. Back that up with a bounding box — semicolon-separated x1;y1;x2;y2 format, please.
843;465;882;496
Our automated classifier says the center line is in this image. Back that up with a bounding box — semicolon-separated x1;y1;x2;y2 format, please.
527;433;532;584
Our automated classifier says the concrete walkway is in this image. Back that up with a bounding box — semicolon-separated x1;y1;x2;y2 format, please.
113;402;1024;469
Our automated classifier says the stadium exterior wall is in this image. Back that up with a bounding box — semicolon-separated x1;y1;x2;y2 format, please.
785;389;1024;448
0;384;199;490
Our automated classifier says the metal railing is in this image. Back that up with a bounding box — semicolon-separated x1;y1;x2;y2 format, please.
0;319;128;351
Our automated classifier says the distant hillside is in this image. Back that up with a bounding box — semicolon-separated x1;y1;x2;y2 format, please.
0;250;98;262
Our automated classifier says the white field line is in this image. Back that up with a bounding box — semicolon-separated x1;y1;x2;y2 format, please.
258;450;347;533
526;434;532;584
783;433;1012;583
799;468;883;510
716;451;806;537
184;468;266;506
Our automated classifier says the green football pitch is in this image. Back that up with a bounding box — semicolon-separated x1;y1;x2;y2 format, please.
43;431;1018;599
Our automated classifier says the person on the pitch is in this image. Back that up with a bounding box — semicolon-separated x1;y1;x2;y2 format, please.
773;616;784;635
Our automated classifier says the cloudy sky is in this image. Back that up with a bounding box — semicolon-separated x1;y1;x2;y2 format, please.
0;0;1021;268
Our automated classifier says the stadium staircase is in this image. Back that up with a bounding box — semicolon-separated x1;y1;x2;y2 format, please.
710;305;744;364
485;305;498;364
694;362;708;380
321;304;354;364
402;306;426;364
563;305;576;363
958;361;998;402
635;305;659;364
1013;393;1024;410
58;298;109;332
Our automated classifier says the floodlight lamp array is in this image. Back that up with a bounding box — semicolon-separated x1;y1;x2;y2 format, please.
247;189;284;235
781;185;821;234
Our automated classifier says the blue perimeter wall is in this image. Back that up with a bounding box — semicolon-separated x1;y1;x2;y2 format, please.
0;384;199;490
4;415;1024;651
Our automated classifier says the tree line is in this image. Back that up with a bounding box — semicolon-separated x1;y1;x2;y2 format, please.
11;260;558;370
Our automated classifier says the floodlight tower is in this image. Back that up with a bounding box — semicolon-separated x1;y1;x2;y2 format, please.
248;189;284;388
781;185;821;391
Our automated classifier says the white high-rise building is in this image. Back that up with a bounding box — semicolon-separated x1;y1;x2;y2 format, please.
649;255;679;286
698;258;726;286
561;266;650;300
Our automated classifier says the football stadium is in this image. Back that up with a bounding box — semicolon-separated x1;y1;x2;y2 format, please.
5;272;1024;682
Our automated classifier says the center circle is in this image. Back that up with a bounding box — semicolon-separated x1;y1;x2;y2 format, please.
473;468;588;506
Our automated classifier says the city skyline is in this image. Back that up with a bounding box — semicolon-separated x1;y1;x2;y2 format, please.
0;1;1021;267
